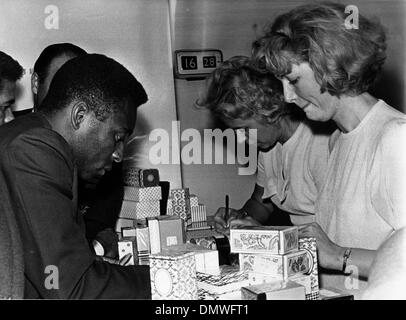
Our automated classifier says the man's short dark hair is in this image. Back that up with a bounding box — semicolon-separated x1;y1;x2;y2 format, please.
40;54;148;121
0;51;23;88
34;43;87;84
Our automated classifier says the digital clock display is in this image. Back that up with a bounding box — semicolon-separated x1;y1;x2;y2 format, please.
175;49;223;79
203;56;217;68
181;56;198;70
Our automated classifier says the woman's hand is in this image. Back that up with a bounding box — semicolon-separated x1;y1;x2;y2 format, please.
299;222;345;271
214;206;262;236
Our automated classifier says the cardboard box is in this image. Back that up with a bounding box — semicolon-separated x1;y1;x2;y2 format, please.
123;186;162;202
150;251;197;300
164;243;220;276
241;280;306;300
123;167;160;187
148;215;185;254
230;226;298;254
119;200;160;219
239;249;311;279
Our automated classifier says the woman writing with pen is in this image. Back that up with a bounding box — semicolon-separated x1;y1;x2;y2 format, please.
197;55;333;234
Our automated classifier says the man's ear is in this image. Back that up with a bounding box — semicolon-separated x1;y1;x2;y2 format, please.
31;72;39;95
71;101;89;130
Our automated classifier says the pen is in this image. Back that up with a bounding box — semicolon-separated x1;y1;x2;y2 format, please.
225;194;229;225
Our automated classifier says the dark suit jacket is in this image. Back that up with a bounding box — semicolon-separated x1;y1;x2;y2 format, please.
0;112;151;299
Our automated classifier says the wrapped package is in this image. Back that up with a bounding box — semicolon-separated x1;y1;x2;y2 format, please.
147;215;185;254
118;200;160;219
230;225;298;254
150;251;197;300
123;167;159;187
123;186;162;202
170;188;192;228
239;249;311;279
164;243;220;276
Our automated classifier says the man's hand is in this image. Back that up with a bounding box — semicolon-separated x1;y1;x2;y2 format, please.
299;222;345;270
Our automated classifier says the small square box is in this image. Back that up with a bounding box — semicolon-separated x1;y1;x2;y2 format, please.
150;251;197;300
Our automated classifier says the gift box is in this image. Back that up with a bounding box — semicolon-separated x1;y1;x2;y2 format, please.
119;200;160;219
148;215;185;254
230;226;298;254
123;186;162;202
164;243;220;276
170;188;192;228
150;251;197;300
239;249;311;279
191;204;207;223
136;226;150;255
241;280;306;300
190;194;199;207
115;218;136;233
197;265;249;295
293;237;319;300
123;167;160;187
166;197;173;215
118;240;136;265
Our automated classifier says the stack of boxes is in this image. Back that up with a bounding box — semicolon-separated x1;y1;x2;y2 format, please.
230;226;320;300
116;167;161;265
167;188;211;232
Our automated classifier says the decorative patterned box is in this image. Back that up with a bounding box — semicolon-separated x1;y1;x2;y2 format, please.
165;243;220;276
118;240;136;265
123;186;162;202
123;167;160;187
191;204;207;223
170;188;192;228
190;194;199;207
241;280;306;300
148;215;185;254
230;226;298;255
166;197;173;215
197;265;249;295
150;250;197;300
246;237;320;300
118;200;160;219
293;237;319;300
239;249;311;279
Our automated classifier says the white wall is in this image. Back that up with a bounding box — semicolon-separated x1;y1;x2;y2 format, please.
0;0;182;188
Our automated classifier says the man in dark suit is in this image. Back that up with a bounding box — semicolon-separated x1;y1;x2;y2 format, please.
0;54;151;299
0;50;24;299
